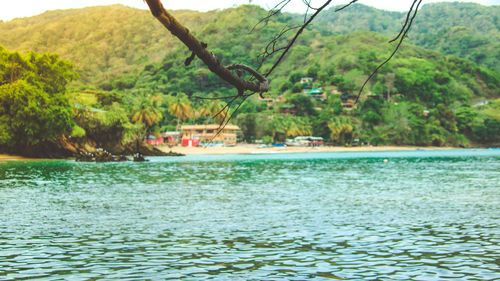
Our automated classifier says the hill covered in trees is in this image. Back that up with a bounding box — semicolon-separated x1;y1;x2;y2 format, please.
1;3;499;83
315;2;500;71
0;5;217;88
0;3;499;156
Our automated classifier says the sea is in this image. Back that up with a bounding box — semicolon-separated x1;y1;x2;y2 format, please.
0;149;499;280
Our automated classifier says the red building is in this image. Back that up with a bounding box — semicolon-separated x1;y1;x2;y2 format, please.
145;135;165;145
144;132;181;146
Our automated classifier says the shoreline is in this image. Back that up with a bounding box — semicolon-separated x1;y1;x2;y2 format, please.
0;154;35;161
0;145;481;161
160;144;457;156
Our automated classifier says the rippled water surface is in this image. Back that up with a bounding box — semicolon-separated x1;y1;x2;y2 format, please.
1;149;499;280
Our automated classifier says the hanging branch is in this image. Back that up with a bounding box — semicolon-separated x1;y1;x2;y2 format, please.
256;0;422;105
257;25;299;69
263;0;334;77
336;0;359;12
258;0;365;77
252;0;292;31
353;0;423;104
144;0;423;133
389;0;419;43
144;0;269;95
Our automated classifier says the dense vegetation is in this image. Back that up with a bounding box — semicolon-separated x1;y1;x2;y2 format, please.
0;3;499;155
0;5;216;88
0;46;76;152
315;2;500;71
1;3;499;84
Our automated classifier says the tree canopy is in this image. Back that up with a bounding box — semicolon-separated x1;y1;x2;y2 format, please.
0;46;76;150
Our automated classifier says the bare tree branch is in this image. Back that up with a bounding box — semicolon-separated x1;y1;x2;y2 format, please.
389;0;419;43
257;25;299;71
145;0;423;117
144;0;269;94
252;0;292;31
336;0;359;12
212;94;249;141
264;0;334;77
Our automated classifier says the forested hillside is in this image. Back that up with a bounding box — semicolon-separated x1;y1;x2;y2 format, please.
315;2;500;71
0;5;217;88
1;2;499;84
0;3;499;156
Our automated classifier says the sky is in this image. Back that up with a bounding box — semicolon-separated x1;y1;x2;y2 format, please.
1;0;499;21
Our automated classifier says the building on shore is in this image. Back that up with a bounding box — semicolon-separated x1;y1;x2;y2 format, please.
145;135;164;146
181;124;240;146
144;132;180;146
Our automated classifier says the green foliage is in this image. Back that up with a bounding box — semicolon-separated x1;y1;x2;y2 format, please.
262;135;273;145
0;47;75;149
0;5;216;88
265;114;313;142
455;106;476;134
328;116;355;145
236;113;257;143
287;94;317;117
168;93;193;130
315;2;500;71
71;125;86;138
338;69;365;93
470;100;500;143
382;103;411;145
1;4;499;149
131;94;162;135
74;102;137;146
472;117;500;143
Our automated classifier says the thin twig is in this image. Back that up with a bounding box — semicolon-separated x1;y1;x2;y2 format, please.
335;0;359;12
252;0;292;32
389;0;418;43
264;0;334;77
354;0;423;104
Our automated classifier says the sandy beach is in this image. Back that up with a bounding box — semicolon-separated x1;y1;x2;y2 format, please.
0;154;32;161
160;144;454;155
0;145;456;161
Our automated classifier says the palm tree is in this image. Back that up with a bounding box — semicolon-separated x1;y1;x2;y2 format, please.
269;114;287;141
287;116;312;137
197;102;210;125
328;116;354;145
271;115;313;140
168;93;193;131
198;99;227;125
131;95;162;137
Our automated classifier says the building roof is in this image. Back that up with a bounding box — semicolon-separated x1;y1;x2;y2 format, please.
181;124;240;130
304;88;324;94
161;131;181;137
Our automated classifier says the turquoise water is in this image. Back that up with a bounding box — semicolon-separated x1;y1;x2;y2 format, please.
0;149;499;280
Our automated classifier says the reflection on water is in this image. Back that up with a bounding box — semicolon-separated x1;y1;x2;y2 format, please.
0;149;499;280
